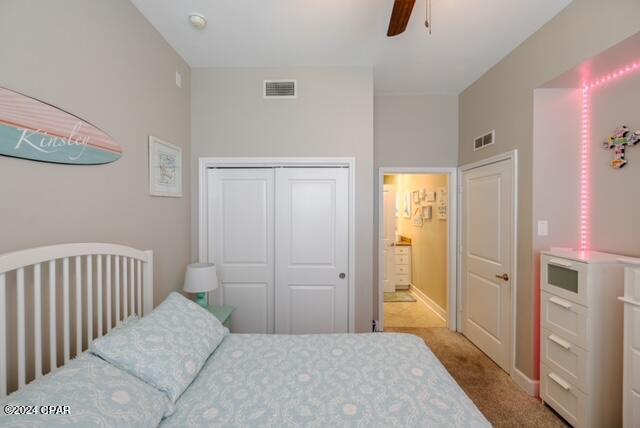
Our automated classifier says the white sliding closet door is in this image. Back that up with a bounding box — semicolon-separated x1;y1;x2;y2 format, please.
208;169;274;333
275;168;349;334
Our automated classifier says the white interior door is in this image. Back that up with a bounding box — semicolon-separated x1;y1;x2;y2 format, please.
208;168;274;333
275;168;349;334
462;158;513;372
383;184;396;293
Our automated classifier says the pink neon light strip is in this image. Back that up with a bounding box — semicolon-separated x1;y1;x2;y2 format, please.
580;87;590;251
579;61;640;251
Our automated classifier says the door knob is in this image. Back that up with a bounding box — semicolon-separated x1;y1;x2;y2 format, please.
496;273;509;281
339;273;346;279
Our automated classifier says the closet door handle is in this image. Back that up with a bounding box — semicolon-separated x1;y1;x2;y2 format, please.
339;273;346;279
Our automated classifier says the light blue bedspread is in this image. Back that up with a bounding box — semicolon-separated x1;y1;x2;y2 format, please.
161;333;489;428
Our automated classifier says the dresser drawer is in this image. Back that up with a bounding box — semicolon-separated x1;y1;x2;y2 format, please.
395;265;409;275
395;246;410;255
395;255;409;265
541;365;586;428
542;291;588;349
541;328;587;392
542;255;588;306
396;274;410;285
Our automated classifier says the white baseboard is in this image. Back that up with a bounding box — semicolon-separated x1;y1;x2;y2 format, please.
512;367;540;397
409;285;447;323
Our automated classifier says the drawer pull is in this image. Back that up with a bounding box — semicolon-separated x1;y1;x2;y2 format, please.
548;373;571;391
548;334;571;350
618;296;640;308
548;258;574;268
549;296;572;309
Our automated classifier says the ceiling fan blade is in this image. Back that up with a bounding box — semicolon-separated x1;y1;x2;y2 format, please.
387;0;416;37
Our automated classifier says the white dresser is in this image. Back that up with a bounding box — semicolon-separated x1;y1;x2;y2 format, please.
540;250;625;428
620;257;640;428
394;245;412;290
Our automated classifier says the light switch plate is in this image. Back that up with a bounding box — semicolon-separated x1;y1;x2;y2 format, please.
537;220;549;236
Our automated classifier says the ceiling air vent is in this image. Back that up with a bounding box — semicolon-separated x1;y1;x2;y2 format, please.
474;130;495;151
264;80;297;99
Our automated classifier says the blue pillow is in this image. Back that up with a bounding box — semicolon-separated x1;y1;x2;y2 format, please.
90;292;228;402
0;353;173;427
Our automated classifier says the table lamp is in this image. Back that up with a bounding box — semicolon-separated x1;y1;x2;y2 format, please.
183;263;219;308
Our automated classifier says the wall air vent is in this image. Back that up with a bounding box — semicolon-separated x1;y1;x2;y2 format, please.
264;80;297;99
474;130;495;151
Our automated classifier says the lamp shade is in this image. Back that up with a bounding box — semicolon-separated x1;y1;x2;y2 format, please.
183;263;219;293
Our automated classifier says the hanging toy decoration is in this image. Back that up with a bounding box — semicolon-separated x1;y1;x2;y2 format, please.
602;125;640;169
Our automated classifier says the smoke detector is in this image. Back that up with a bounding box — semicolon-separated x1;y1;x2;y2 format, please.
188;13;207;30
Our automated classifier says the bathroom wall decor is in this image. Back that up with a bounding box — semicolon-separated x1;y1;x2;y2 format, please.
413;208;423;227
422;205;432;220
437;186;448;220
403;192;411;218
0;87;122;164
603;125;640;169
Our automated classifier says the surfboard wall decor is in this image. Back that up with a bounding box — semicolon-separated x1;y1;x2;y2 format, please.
0;87;122;165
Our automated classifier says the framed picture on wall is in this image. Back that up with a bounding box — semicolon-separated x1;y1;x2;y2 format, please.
437;186;448;220
413;208;423;227
403;192;411;218
149;136;182;197
425;190;436;202
412;190;421;204
422;205;432;220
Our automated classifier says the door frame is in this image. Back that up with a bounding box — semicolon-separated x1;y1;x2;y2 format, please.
458;150;518;378
198;157;356;333
377;167;458;331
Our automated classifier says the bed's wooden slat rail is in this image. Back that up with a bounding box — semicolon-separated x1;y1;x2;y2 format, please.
115;256;120;326
17;268;25;389
0;273;5;398
63;258;70;364
75;256;82;357
137;260;142;318
0;244;153;399
49;260;57;373
106;256;111;333
123;258;128;320
97;256;103;338
129;258;135;317
34;264;42;380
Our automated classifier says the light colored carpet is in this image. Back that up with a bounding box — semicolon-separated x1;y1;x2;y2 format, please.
384;291;417;303
385;327;568;428
384;299;446;328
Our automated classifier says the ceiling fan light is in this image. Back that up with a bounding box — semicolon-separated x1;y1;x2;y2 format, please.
188;13;207;30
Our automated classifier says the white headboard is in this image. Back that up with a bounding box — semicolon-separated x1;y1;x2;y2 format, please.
0;243;153;398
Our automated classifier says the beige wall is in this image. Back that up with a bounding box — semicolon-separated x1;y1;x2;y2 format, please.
0;0;192;306
373;95;458;318
375;95;459;169
392;175;448;310
190;67;374;332
459;0;640;379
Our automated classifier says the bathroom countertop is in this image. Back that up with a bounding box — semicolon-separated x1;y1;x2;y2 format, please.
395;236;412;246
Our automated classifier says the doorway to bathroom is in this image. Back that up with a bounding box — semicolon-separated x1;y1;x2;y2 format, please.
377;168;457;331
